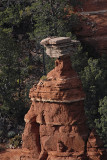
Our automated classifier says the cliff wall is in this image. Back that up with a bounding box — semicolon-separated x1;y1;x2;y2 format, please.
76;0;107;55
79;0;107;11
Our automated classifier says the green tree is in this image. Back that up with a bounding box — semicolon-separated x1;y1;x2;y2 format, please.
0;0;81;75
29;0;80;39
71;46;107;146
80;58;106;127
95;96;107;147
71;44;88;72
0;0;33;34
0;31;28;123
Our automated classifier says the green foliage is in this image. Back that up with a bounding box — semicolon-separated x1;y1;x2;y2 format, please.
0;0;81;37
7;131;16;138
81;58;106;128
9;134;22;148
0;1;32;34
71;45;88;72
0;31;29;123
0;130;3;142
27;65;35;73
70;0;82;7
81;58;105;95
0;0;81;76
71;45;107;145
29;0;80;41
45;55;56;74
0;5;21;25
28;0;81;75
95;96;107;146
40;75;47;81
0;32;20;99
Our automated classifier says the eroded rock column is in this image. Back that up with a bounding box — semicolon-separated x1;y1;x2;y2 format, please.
22;37;106;160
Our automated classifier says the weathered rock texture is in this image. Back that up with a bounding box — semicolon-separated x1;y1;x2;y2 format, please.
40;37;80;58
0;148;38;160
75;0;107;55
22;37;106;160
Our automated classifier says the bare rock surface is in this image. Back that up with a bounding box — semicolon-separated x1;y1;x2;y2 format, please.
40;37;80;58
40;37;71;45
0;148;38;160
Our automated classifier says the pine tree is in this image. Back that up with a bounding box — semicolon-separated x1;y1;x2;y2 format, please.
0;31;28;123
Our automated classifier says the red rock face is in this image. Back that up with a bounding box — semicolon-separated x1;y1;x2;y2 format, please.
22;55;106;160
75;0;107;55
87;130;107;160
0;148;42;160
22;122;41;158
79;0;107;12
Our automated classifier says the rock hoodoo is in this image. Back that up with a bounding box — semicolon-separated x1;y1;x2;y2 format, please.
22;37;106;160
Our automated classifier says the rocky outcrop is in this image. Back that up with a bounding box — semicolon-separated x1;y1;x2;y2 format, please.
75;0;107;55
22;37;106;160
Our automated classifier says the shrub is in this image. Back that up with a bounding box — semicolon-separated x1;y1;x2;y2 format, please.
9;134;22;149
7;131;16;138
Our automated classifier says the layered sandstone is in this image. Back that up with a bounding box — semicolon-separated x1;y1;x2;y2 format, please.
29;56;85;104
75;0;107;55
22;37;106;160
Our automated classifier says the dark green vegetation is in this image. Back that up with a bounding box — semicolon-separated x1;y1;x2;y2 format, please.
71;47;107;147
0;0;107;147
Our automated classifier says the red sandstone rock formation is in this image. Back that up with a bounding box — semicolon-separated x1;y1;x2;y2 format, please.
29;56;85;103
0;148;37;160
22;37;106;160
75;0;107;55
22;57;88;160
